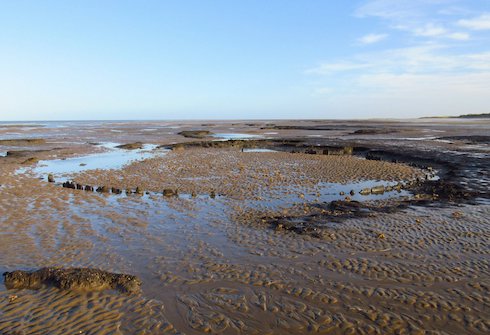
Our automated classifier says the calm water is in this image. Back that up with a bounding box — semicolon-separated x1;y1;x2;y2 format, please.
30;143;167;179
213;133;262;140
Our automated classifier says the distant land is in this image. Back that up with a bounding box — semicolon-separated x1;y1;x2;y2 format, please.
456;113;490;118
421;113;490;119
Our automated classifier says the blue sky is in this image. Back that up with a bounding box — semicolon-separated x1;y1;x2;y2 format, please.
0;0;489;120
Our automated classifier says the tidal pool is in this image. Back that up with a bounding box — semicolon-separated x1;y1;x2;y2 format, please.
30;143;167;179
242;148;278;153
213;133;262;140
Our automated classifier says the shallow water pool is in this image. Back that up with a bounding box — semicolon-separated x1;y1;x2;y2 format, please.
30;143;167;179
213;133;262;140
242;148;278;153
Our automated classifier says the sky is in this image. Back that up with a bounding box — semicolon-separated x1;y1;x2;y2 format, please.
0;0;489;121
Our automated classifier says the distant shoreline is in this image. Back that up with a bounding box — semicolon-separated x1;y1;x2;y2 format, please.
1;113;489;123
420;113;490;119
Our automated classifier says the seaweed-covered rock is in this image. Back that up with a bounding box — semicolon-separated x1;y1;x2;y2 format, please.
62;181;76;189
370;185;385;194
3;267;141;294
163;189;177;197
0;138;46;146
178;130;213;138
21;157;40;165
116;142;144;150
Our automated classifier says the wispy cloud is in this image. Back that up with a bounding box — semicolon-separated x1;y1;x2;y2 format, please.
305;61;370;75
457;13;490;30
355;0;479;41
412;24;470;40
414;23;447;37
309;45;490;77
355;0;430;20
447;32;470;40
333;71;490;117
306;44;490;115
358;33;388;44
306;1;490;117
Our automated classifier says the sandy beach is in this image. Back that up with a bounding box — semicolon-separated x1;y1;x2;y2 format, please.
0;119;489;334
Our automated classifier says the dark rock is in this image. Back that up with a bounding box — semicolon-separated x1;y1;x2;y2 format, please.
163;189;176;197
6;150;49;158
3;267;141;294
96;186;108;193
116;142;144;150
0;139;46;146
178;130;213;139
366;152;381;161
172;143;186;151
370;185;385;194
359;188;371;195
47;174;55;183
351;128;396;135
322;146;353;155
63;181;76;189
410;180;474;202
437;135;490;144
111;187;122;194
21;157;40;164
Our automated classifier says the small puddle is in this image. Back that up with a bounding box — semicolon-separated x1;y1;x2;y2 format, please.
243;179;414;211
213;133;262;140
27;143;167;179
242;148;278;153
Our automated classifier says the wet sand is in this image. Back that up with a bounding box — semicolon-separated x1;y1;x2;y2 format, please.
72;148;423;200
0;119;489;334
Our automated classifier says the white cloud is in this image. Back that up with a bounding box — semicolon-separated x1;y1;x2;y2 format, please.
457;13;490;30
358;33;388;44
355;1;481;41
414;23;447;36
338;71;490;117
447;32;470;40
307;46;490;116
305;62;370;75
309;44;473;76
316;1;490;117
355;0;429;20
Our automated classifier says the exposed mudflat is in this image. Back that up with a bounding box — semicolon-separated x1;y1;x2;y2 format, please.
72;148;422;200
0;119;489;334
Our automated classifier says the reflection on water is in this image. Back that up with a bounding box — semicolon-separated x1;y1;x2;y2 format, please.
31;143;167;178
22;141;424;206
243;148;278;153
213;133;262;140
243;180;412;212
